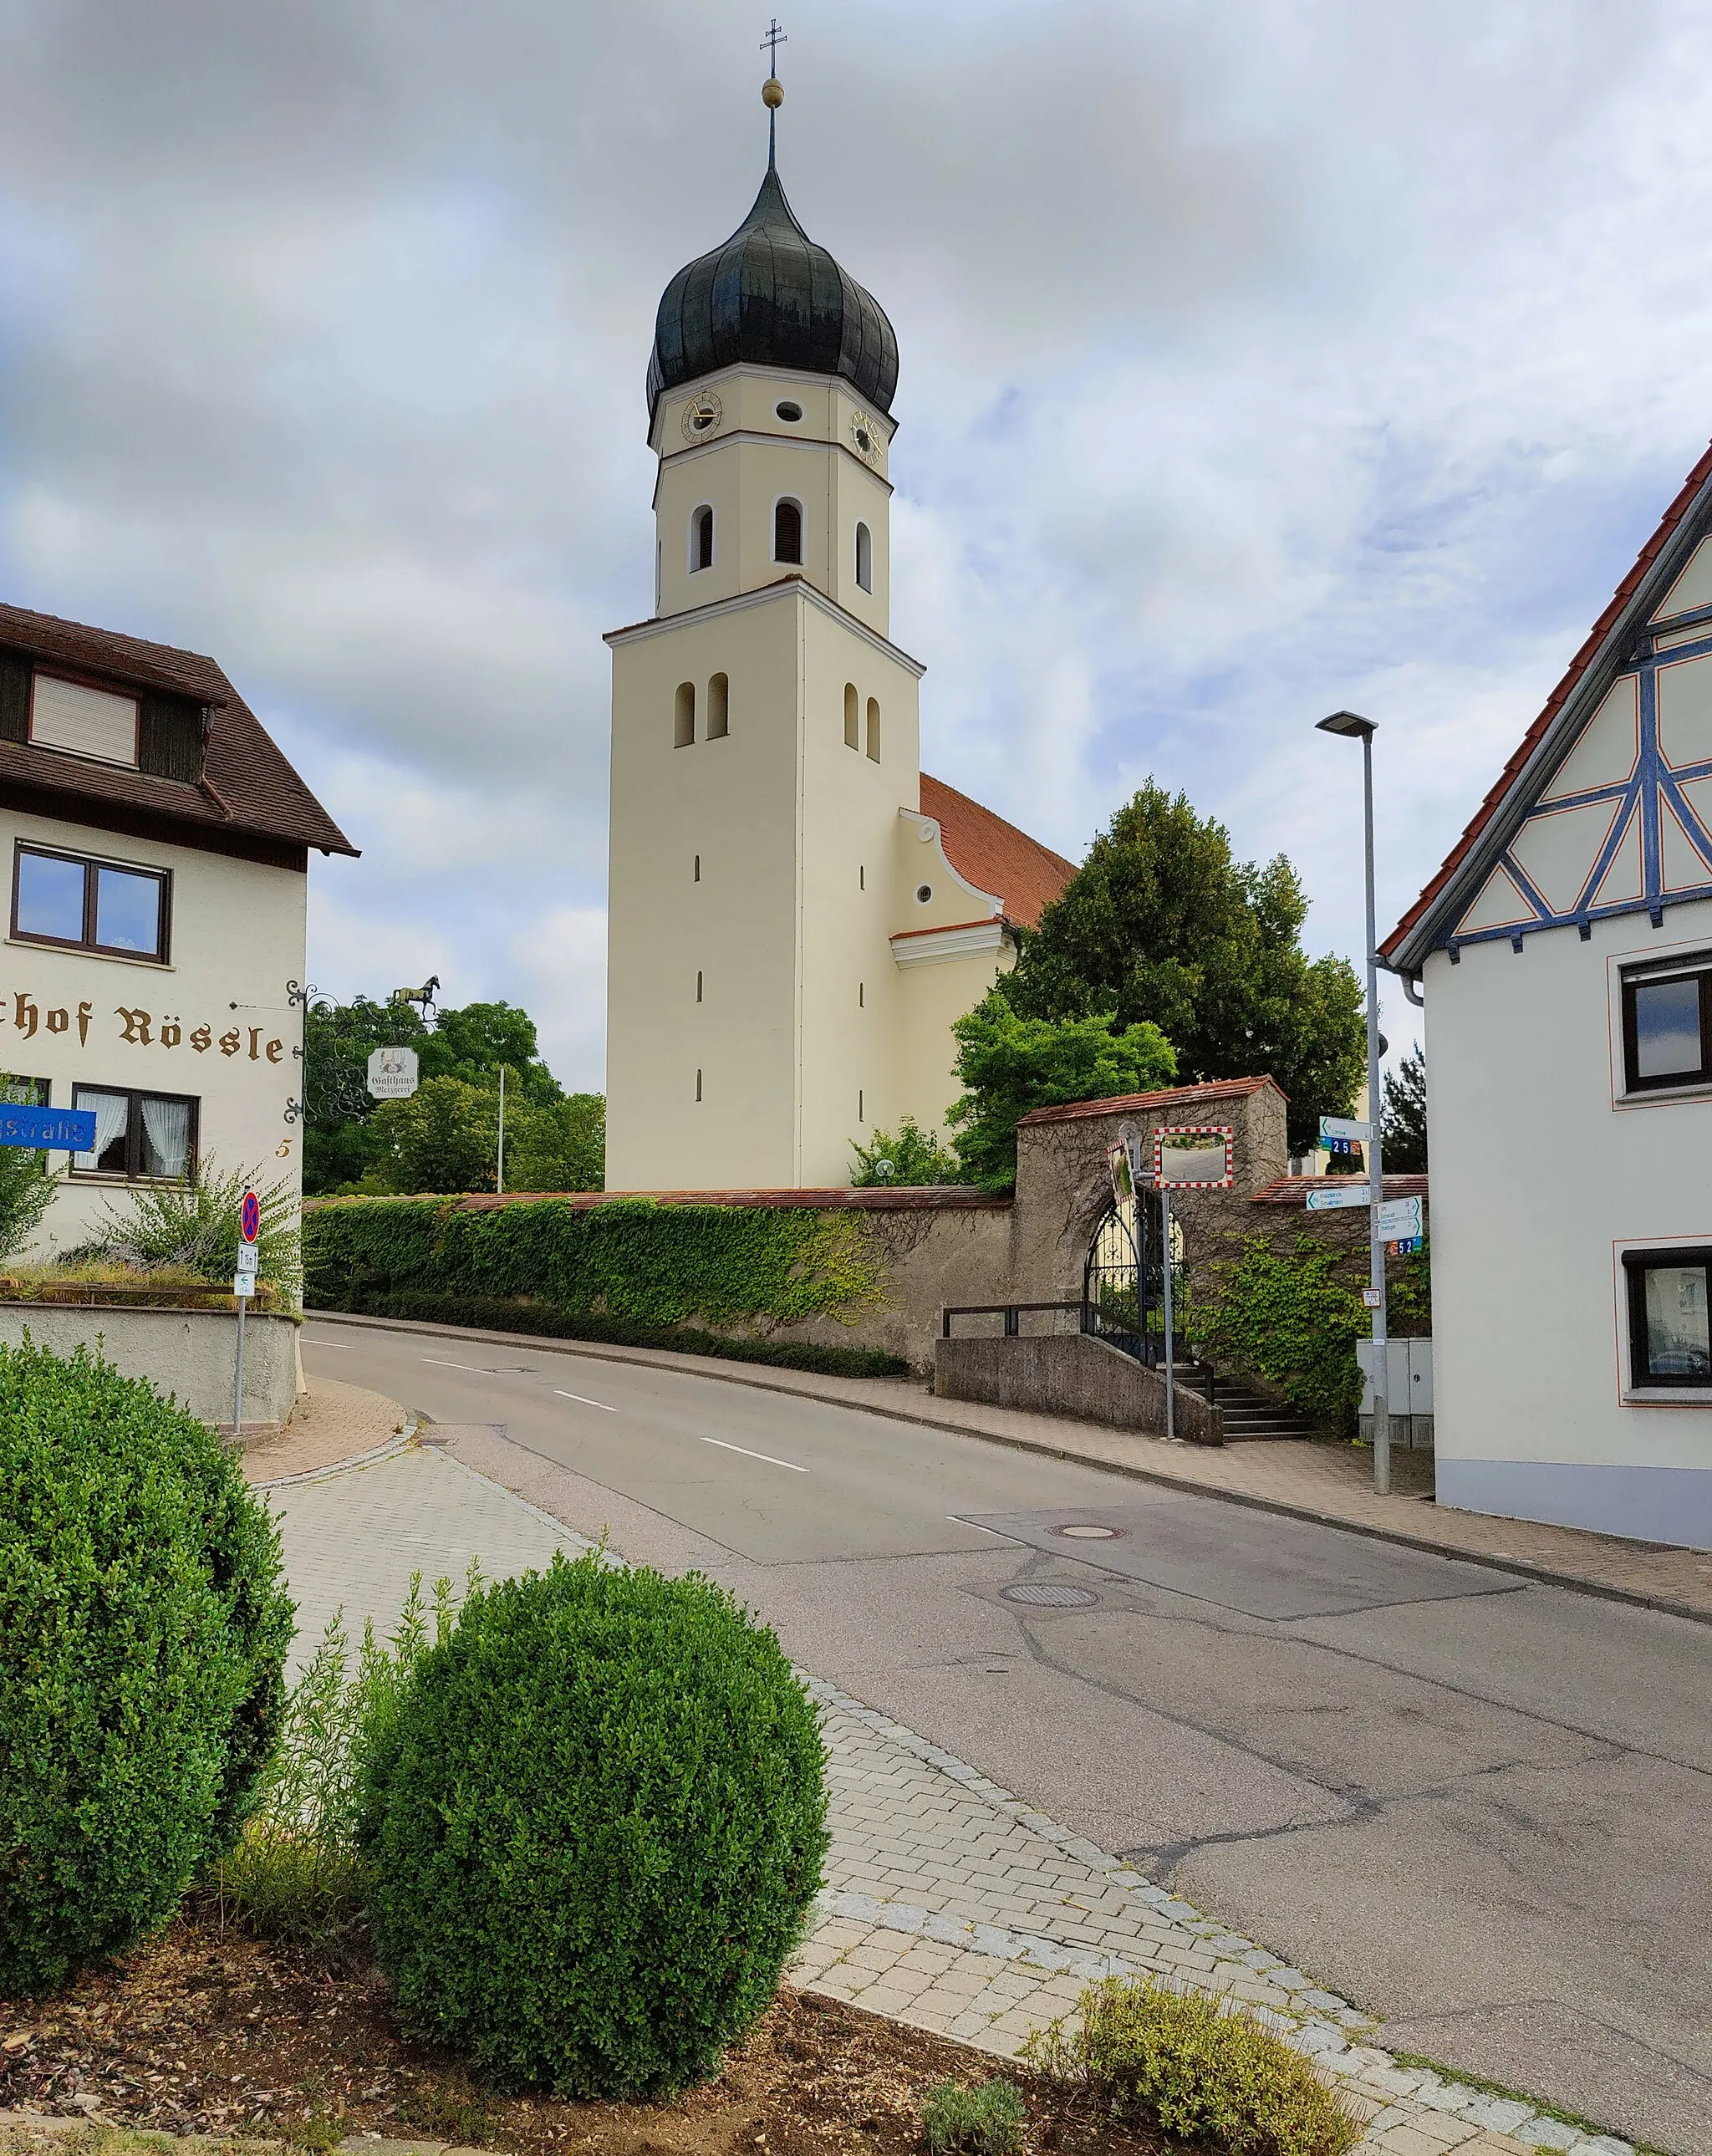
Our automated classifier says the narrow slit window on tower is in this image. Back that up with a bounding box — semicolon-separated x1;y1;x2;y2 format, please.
692;505;714;573
843;682;859;750
694;854;701;882
696;1069;703;1102
859;1088;864;1123
674;681;696;747
855;521;873;593
706;671;729;739
774;497;802;564
865;696;880;762
859;981;864;1007
859;864;865;889
696;970;703;1003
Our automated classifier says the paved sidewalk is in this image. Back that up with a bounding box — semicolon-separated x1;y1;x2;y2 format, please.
308;1310;1712;1621
241;1376;410;1486
262;1432;1651;2156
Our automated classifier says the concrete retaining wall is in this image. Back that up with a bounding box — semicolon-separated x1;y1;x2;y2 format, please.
935;1331;1223;1445
0;1302;300;1434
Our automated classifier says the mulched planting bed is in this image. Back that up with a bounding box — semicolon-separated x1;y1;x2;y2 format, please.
0;1915;1161;2156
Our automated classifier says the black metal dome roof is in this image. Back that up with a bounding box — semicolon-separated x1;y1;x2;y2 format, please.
647;165;899;427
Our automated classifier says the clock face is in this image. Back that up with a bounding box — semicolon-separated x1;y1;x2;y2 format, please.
849;411;881;463
681;390;723;443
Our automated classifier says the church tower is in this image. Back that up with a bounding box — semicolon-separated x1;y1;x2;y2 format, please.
604;71;1073;1190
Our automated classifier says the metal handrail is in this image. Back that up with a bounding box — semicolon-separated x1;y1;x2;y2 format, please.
940;1299;1083;1338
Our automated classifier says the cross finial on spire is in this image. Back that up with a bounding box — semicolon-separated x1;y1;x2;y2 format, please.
760;18;787;167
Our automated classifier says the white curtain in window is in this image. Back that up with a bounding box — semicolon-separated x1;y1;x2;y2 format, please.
138;1095;191;1179
75;1089;129;1171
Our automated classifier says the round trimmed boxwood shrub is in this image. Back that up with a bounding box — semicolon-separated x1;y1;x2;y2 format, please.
356;1550;829;2097
0;1339;293;1995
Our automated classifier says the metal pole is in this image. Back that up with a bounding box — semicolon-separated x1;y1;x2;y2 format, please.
497;1064;506;1195
1161;1187;1176;1443
1361;729;1390;1496
232;1290;247;1443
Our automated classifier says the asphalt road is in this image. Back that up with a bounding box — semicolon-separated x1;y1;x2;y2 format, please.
301;1319;1712;2154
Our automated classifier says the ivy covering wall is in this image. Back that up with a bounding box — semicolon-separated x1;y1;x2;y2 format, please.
303;1196;904;1377
1190;1233;1432;1433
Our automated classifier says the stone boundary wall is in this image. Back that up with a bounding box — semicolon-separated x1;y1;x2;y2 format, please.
306;1077;1427;1379
935;1330;1223;1445
0;1301;300;1433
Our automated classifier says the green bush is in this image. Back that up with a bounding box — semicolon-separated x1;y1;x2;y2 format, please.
945;994;1177;1192
209;1574;465;1944
74;1158;301;1297
356;1550;828;2097
1027;1978;1358;2156
324;1287;908;1378
0;1341;293;1994
303;1194;887;1335
922;2078;1027;2153
850;1115;961;1187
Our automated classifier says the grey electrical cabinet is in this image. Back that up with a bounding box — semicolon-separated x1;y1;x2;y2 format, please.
1356;1337;1434;1450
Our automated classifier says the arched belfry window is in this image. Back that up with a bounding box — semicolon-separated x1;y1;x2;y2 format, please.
866;696;880;762
674;682;696;747
773;497;802;565
855;522;873;593
691;506;714;573
707;672;729;739
843;683;859;751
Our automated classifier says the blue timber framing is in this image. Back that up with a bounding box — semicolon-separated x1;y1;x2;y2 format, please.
1445;621;1712;958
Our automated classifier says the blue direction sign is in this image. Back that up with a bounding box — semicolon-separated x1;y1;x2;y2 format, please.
0;1104;96;1151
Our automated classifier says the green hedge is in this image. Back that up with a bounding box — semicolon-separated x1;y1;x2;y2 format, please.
303;1196;904;1375
333;1289;908;1379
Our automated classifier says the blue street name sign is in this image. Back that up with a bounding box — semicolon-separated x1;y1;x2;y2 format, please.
0;1105;96;1151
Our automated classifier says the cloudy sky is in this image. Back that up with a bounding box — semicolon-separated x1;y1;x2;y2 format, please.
2;0;1709;1090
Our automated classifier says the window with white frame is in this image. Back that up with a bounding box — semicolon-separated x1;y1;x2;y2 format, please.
773;497;802;565
1623;1247;1712;1387
1621;955;1712;1090
855;521;873;592
690;505;714;573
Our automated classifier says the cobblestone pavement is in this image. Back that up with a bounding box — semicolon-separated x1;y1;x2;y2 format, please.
307;1311;1712;1621
264;1435;1651;2156
241;1378;411;1487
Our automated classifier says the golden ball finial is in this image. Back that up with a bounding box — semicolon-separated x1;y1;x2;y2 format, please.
762;76;784;110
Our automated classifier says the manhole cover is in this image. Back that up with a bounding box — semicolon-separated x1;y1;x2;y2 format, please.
1052;1523;1123;1540
1002;1582;1100;1608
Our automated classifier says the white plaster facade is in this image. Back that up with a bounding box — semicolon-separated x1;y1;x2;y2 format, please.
1388;452;1712;1547
1;806;308;1256
0;601;354;1267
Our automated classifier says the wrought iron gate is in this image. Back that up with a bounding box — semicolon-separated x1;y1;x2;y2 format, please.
1083;1196;1180;1365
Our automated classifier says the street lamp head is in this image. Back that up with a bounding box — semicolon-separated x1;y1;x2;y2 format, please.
1317;710;1376;740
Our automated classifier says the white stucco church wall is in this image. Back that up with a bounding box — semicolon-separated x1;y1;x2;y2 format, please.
604;104;1073;1193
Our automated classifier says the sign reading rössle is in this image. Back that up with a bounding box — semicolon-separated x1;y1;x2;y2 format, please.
0;987;288;1063
0;1104;96;1151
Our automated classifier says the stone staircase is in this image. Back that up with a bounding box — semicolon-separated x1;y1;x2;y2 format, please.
1198;1368;1322;1442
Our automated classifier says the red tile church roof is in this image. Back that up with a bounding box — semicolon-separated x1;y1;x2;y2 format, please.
919;772;1076;930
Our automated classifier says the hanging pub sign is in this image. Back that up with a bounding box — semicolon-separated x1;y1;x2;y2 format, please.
367;1046;420;1100
1153;1125;1236;1188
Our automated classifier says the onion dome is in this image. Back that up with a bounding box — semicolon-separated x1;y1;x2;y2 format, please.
646;163;899;426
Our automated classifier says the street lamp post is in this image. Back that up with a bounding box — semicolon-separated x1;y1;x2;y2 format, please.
1317;710;1390;1496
